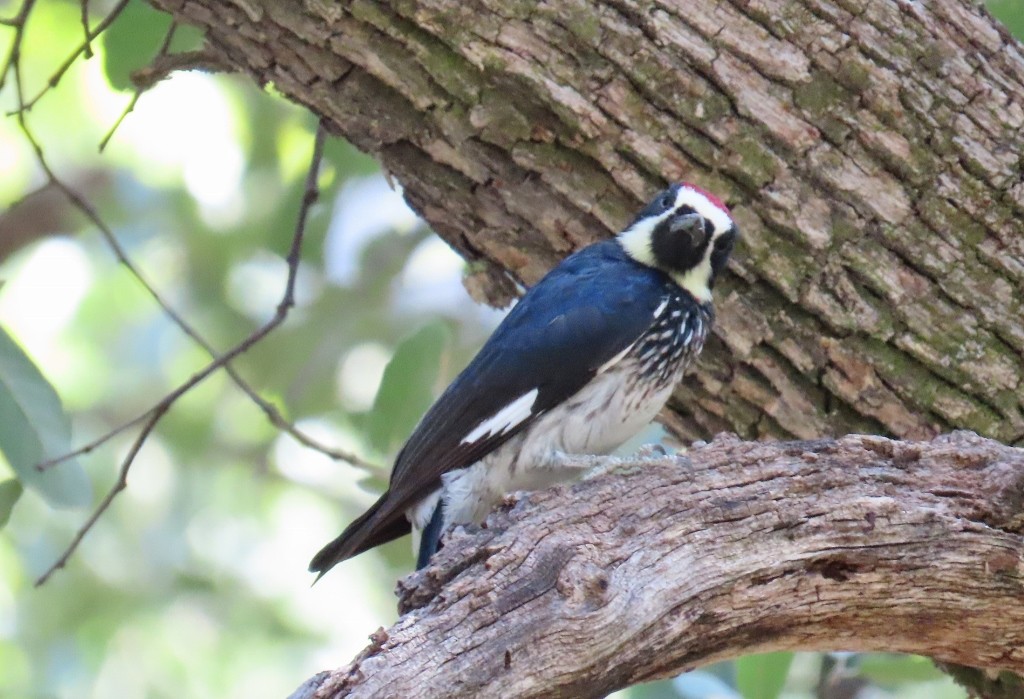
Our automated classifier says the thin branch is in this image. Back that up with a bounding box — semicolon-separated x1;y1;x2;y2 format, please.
35;413;151;470
34;407;166;586
9;0;131;114
34;122;334;586
100;43;237;151
130;48;235;88
14;122;373;470
98;21;179;152
80;0;92;59
22;153;375;471
0;0;36;91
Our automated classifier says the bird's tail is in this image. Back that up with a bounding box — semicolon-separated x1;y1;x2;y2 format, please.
308;494;411;582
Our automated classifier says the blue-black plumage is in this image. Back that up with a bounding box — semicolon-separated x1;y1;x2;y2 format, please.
310;183;737;579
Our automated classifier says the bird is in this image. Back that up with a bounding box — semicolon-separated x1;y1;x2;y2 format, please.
310;182;738;579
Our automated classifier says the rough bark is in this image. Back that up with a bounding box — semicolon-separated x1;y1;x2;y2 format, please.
281;432;1024;699
152;0;1024;446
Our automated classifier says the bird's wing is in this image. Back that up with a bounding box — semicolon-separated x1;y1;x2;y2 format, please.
310;242;670;573
385;242;668;514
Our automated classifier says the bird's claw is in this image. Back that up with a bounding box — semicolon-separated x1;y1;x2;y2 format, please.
636;443;668;458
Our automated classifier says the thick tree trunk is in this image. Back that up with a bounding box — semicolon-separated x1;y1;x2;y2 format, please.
283;432;1024;699
153;0;1024;445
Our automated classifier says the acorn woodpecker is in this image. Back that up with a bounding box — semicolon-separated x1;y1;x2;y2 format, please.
310;183;738;578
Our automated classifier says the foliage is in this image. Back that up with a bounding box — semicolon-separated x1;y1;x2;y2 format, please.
365;321;451;456
735;652;794;699
0;325;90;507
0;0;1018;697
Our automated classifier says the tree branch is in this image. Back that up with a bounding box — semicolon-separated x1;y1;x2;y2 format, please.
292;432;1024;699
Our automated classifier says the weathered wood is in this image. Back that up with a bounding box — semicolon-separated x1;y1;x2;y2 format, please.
151;0;1024;445
286;432;1024;698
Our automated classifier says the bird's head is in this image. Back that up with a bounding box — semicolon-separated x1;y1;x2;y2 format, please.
617;183;738;303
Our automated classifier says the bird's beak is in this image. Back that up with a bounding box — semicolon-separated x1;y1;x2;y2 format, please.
669;212;705;236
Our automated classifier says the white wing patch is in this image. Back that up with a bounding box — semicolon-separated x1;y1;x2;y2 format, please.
461;388;539;444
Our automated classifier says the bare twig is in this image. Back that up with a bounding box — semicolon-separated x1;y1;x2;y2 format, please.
9;0;130;114
102;42;238;151
98;21;179;152
26;134;370;469
15;124;371;469
35;413;151;469
8;0;379;585
34;123;335;586
130;48;235;89
80;0;92;59
34;407;166;586
0;0;37;91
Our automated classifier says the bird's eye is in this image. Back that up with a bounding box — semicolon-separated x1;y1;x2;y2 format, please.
659;194;673;210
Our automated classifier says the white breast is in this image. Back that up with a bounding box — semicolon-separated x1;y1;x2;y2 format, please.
417;356;682;531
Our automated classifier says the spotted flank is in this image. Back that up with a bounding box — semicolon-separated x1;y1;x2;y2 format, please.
629;290;711;387
652;296;670;318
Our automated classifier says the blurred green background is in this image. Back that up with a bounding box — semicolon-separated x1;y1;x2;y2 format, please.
2;1;1020;697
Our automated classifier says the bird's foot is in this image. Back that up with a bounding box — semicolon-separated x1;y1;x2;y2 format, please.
583;443;679;479
581;456;639;480
636;443;669;458
540;445;674;481
538;451;602;473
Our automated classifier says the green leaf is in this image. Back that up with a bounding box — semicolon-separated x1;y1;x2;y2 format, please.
365;322;450;455
0;326;91;507
858;654;945;685
101;1;173;91
735;652;794;699
0;479;23;527
989;1;1024;42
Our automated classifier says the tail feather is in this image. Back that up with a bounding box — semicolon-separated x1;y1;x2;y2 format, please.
309;494;411;582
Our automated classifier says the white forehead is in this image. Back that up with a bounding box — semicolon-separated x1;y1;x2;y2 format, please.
674;186;733;237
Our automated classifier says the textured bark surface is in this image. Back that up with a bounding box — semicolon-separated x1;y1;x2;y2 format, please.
153;0;1024;445
281;432;1024;699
